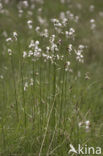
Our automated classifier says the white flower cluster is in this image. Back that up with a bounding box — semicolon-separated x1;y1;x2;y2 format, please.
24;78;34;91
6;38;12;42
65;28;75;39
68;44;73;54
89;5;95;12
75;45;85;63
35;26;49;38
90;19;96;30
60;0;65;3
6;32;18;56
23;40;42;61
65;61;72;72
0;1;5;14
49;35;59;52
60;10;79;23
35;27;49;38
41;29;48;38
0;2;3;10
79;120;90;132
59;13;68;26
0;75;4;79
37;16;47;26
8;49;12;56
6;32;18;42
35;26;40;33
13;32;18;40
18;9;23;17
18;1;29;9
23;51;27;58
51;18;63;33
27;20;32;29
42;35;61;63
33;41;42;59
51;18;62;28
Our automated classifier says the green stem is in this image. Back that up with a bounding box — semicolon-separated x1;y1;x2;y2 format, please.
10;55;19;121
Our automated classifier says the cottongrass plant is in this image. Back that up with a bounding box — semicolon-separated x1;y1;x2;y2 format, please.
0;0;103;155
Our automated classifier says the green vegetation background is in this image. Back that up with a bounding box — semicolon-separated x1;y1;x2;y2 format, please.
0;0;103;155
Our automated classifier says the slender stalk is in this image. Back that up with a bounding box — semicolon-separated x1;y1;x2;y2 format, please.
52;62;56;128
46;123;57;156
39;95;56;156
1;123;5;153
59;68;65;127
20;58;26;128
18;39;26;128
10;55;19;121
31;60;35;129
39;55;43;132
64;71;67;127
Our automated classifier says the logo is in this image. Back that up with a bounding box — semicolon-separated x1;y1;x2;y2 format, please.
68;144;101;155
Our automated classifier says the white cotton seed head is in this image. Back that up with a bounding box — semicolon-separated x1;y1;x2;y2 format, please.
27;20;32;29
85;120;90;126
27;20;32;24
67;61;71;66
23;51;27;58
0;75;4;79
6;38;12;42
35;26;40;32
8;49;12;56
79;45;84;49
22;1;29;8
13;32;18;40
35;41;39;45
90;19;95;23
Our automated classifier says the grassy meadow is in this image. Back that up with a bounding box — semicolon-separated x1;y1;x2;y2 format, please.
0;0;103;155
